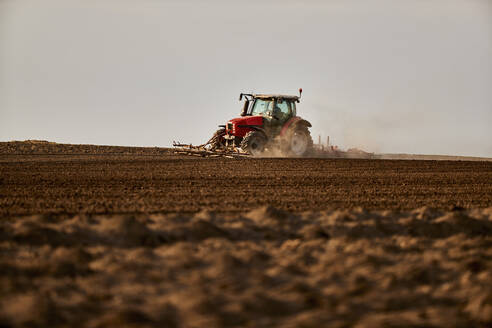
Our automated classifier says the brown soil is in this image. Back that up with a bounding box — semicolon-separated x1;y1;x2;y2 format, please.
1;144;491;216
1;141;491;327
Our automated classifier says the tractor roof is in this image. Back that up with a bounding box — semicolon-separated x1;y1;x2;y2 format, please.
253;94;299;101
239;91;302;102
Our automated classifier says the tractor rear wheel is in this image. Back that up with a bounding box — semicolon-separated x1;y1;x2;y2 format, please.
209;129;226;150
286;126;313;157
241;131;267;156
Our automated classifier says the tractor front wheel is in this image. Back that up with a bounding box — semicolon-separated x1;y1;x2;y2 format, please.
241;131;267;156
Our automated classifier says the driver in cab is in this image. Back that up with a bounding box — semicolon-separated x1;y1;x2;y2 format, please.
272;101;288;123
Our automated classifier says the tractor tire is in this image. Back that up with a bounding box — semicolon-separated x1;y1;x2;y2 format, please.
285;126;313;157
209;129;226;150
241;131;267;156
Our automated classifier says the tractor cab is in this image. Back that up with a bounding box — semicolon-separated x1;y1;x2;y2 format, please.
240;94;297;122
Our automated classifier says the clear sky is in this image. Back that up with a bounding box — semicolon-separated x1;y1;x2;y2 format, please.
1;0;491;157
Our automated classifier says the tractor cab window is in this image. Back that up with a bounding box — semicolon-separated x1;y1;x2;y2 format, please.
289;101;296;116
273;99;291;122
251;99;273;116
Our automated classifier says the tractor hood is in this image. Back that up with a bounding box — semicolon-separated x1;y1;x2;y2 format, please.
229;116;263;126
227;116;263;137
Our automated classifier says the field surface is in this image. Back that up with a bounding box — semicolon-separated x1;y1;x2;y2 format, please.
1;143;492;216
0;142;491;327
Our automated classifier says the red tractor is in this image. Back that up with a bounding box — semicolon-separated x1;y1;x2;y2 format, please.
210;89;313;156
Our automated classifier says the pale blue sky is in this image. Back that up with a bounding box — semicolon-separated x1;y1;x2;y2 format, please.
1;0;491;156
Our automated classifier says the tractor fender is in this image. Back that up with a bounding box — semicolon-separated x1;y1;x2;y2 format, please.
251;126;268;138
242;125;268;138
279;117;312;137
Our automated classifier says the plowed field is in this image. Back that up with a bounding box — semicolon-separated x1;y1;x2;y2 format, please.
1;142;491;327
1;152;491;216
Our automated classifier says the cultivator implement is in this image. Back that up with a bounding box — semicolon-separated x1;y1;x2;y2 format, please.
172;141;250;158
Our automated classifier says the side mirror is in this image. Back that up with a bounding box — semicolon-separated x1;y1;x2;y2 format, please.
240;100;249;116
